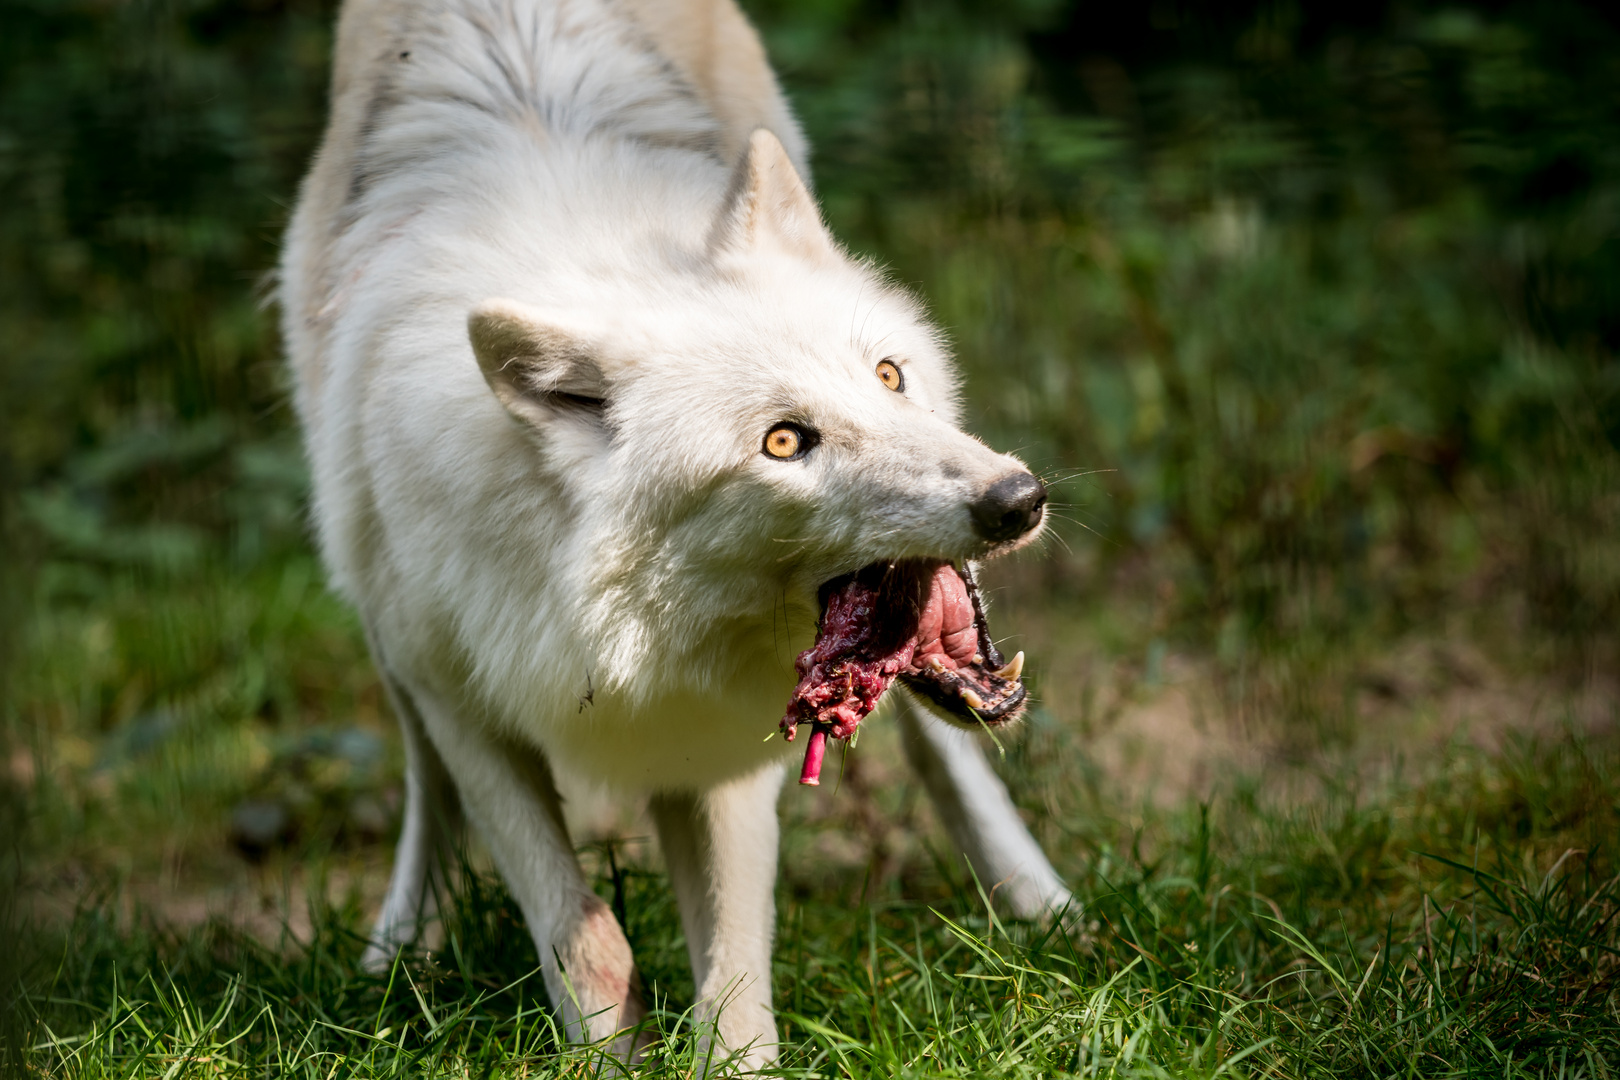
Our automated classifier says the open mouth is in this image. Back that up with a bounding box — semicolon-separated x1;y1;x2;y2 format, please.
779;560;1028;785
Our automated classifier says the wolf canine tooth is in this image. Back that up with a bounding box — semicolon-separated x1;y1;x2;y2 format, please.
993;651;1024;682
961;688;986;710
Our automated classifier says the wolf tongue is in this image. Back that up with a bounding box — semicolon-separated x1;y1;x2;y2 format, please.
780;565;926;785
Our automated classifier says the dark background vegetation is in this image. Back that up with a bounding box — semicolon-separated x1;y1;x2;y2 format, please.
3;0;1619;1075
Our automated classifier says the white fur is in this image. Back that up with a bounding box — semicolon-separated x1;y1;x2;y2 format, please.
281;0;1071;1066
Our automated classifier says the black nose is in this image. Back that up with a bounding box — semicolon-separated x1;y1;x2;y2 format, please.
969;472;1047;543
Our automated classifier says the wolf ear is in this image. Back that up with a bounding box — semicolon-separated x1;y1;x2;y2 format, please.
469;299;609;426
709;128;837;264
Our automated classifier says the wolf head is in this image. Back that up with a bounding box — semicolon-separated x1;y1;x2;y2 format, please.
466;130;1045;707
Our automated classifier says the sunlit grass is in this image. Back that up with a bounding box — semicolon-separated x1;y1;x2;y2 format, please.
9;549;1618;1076
15;721;1618;1077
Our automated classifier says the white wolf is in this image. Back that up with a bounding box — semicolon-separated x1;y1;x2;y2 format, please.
280;0;1071;1065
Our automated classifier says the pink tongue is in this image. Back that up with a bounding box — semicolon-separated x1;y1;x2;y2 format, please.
780;564;977;785
910;566;981;672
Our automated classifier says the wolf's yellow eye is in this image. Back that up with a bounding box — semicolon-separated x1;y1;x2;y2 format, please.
876;359;904;392
764;425;803;459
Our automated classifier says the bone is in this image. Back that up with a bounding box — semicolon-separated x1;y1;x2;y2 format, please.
992;651;1024;682
798;726;830;785
961;688;985;711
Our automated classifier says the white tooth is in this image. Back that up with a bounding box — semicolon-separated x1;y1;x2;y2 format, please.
993;651;1025;682
928;655;947;673
972;652;983;665
961;689;985;711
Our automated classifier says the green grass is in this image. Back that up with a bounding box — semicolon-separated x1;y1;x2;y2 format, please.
13;718;1619;1077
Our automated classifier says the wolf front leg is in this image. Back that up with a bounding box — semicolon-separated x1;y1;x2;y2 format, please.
361;666;462;972
896;690;1076;921
400;678;648;1058
648;763;785;1071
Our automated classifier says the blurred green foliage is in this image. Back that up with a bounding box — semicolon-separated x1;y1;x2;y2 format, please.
3;0;1617;670
1;0;330;576
1;0;1618;878
749;0;1620;662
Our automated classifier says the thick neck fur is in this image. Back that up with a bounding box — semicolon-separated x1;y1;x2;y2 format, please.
353;0;727;194
291;0;1028;788
315;1;816;715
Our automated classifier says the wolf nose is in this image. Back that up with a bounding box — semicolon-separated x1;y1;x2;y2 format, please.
970;472;1047;542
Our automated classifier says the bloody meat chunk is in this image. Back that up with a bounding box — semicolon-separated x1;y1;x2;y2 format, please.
781;561;1028;785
